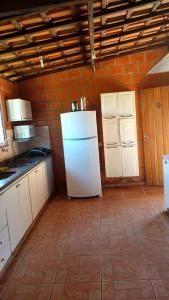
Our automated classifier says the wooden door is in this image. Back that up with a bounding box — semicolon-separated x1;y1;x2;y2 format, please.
141;86;169;186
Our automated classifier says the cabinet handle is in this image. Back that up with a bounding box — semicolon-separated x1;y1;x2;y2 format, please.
1;258;5;262
16;184;20;188
0;241;2;245
35;170;38;173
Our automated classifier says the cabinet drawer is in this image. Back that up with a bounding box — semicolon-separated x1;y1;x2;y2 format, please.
0;226;9;253
0;241;11;272
0;208;7;232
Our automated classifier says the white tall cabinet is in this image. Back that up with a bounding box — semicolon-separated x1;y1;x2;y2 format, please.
101;91;139;178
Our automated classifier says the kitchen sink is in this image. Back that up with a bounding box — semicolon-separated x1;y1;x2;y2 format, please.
0;172;16;180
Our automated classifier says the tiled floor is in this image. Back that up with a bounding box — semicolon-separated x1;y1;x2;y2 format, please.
1;186;169;299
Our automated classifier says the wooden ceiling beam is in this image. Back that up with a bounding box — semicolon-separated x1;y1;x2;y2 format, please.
0;17;168;66
0;4;169;57
0;0;160;43
8;37;168;82
88;0;95;72
1;31;168;75
0;1;87;19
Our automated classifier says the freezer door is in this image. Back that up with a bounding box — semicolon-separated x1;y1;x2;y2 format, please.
60;111;98;139
63;138;102;197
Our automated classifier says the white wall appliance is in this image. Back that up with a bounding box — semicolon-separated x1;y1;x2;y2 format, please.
14;125;35;140
6;99;32;122
60;111;102;198
163;155;169;210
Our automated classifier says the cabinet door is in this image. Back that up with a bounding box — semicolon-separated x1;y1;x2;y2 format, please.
103;119;120;146
6;99;21;122
28;165;45;220
21;100;32;120
101;93;118;117
120;119;137;144
121;145;139;177
43;158;54;200
2;185;23;252
118;92;135;117
17;176;33;235
104;147;122;177
36;165;45;207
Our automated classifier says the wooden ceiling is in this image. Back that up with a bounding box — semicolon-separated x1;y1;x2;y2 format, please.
0;0;169;81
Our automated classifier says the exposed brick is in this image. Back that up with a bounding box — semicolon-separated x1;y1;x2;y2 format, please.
109;65;124;74
130;52;145;63
124;64;138;73
138;62;153;73
116;55;130;65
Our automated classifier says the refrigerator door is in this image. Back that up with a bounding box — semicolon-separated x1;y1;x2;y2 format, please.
63;137;102;197
60;111;97;139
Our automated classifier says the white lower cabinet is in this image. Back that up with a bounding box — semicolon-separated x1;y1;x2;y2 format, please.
0;242;11;272
43;157;54;200
0;157;54;272
17;176;33;235
28;164;45;220
105;147;122;177
2;184;23;252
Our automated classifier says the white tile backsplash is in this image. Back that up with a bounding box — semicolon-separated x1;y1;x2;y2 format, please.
0;126;51;162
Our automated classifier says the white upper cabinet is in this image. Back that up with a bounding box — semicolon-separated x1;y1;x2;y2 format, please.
101;93;118;117
103;119;119;146
120;119;137;145
6;99;32;122
104;147;122;177
118;91;135;117
121;145;139;177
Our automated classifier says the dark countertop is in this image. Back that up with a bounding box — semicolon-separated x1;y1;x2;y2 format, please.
0;153;52;194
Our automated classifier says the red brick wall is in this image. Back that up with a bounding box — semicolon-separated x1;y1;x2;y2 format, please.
18;46;169;187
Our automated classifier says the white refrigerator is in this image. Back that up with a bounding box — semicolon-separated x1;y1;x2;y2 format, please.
60;111;102;198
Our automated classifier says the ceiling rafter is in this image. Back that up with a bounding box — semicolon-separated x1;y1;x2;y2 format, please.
1;5;169;57
0;0;169;81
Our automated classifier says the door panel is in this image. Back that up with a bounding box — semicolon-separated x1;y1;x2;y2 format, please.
141;86;169;186
101;93;118;116
103;119;119;145
118;91;135;116
104;147;122;177
121;146;139;177
120;119;136;144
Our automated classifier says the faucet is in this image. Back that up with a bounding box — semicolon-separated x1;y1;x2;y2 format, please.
0;138;14;153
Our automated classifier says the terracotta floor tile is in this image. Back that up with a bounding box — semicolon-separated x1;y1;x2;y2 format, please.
101;236;141;255
26;238;65;257
33;223;69;239
50;282;101;300
102;254;149;281
103;280;156;300
7;254;60;285
0;259;22;285
152;279;169;299
55;255;101;283
68;222;100;237
2;284;53;300
62;236;100;257
147;263;169;279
